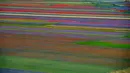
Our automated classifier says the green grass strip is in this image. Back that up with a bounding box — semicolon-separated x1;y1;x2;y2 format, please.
73;41;130;49
0;56;122;73
124;33;130;38
0;23;55;28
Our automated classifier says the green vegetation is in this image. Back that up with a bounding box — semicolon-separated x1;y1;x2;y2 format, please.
0;56;121;73
0;0;9;2
124;33;130;38
73;41;130;49
0;23;55;28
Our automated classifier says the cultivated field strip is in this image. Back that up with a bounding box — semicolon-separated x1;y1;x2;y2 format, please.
0;1;130;73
